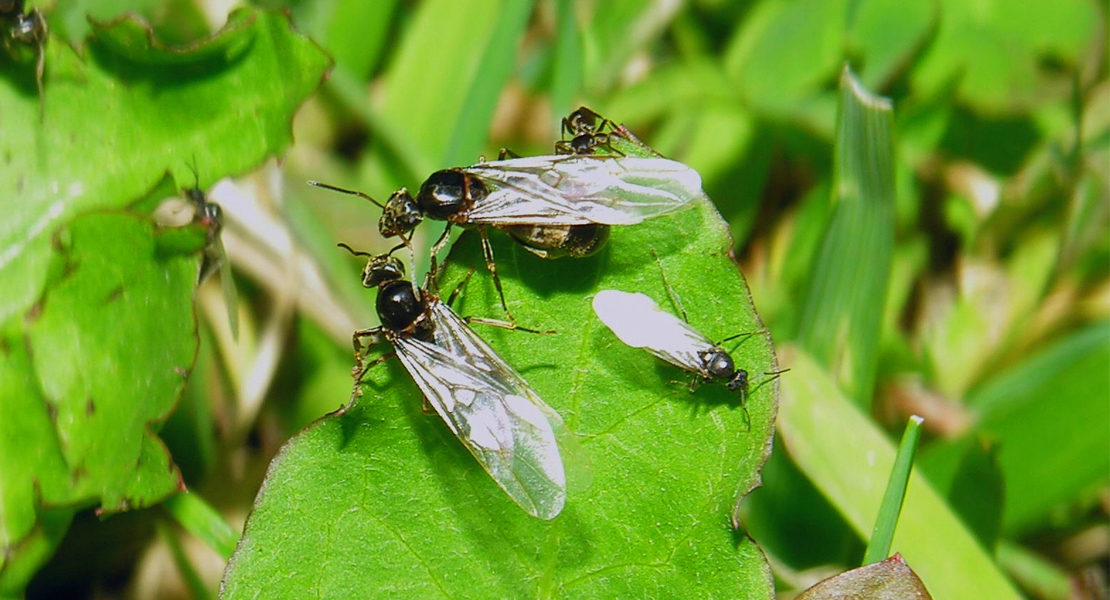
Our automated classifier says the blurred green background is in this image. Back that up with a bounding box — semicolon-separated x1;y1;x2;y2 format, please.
1;0;1107;598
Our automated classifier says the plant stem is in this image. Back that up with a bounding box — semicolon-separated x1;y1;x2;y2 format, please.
863;415;924;565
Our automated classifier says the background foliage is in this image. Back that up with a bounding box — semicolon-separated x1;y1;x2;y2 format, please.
0;0;1105;598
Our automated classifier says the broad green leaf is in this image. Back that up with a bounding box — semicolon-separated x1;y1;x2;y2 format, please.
580;0;683;94
321;0;398;79
0;9;330;324
723;0;847;115
0;213;198;590
921;322;1110;535
918;436;1004;549
797;554;932;600
846;0;935;90
777;347;1024;600
52;0;209;45
795;68;894;407
912;0;1099;114
222;200;779;598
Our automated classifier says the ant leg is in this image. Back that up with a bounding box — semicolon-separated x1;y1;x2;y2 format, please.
426;223;454;292
35;44;44;122
716;331;758;348
554;140;573;155
351;327;384;381
446;267;477;308
497;147;522;160
478;227;515;325
651;248;689;323
464;316;555;335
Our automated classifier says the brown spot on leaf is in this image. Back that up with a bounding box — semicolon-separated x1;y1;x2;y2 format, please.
86;397;95;416
105;286;124;304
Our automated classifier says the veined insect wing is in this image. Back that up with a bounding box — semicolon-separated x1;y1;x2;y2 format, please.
389;300;568;519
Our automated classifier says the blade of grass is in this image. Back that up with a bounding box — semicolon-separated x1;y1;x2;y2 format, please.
795;65;895;408
323;0;398;80
157;521;215;600
863;415;924;565
327;70;434;186
441;0;536;166
777;346;1023;600
996;541;1073;600
549;0;583;134
163;492;239;561
920;321;1110;535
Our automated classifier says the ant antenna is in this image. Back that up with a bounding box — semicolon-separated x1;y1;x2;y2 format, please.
186;155;201;188
308;180;386;209
337;242;374;258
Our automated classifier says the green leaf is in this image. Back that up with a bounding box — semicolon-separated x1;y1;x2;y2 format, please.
0;213;198;590
0;8;330;324
221;200;779;598
918;436;1004;549
580;0;683;94
795;67;895;407
846;0;935;90
777;347;1024;600
27;213;197;509
163;492;239;560
921;322;1110;535
797;554;932;600
321;0;398;80
723;0;848;115
912;0;1099;114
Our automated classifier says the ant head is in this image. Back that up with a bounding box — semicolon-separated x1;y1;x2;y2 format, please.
362;254;405;289
725;368;749;394
337;243;405;289
379;188;423;238
567;107;601;134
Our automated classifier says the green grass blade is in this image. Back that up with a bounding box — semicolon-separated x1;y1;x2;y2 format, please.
795;66;895;407
549;0;583;133
777;346;1023;600
163;492;239;561
441;0;536;166
323;0;398;80
863;415;924;565
921;322;1110;535
158;520;215;600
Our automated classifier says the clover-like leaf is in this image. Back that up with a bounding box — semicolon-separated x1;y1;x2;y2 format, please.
0;8;330;323
0;7;329;592
221;198;779;597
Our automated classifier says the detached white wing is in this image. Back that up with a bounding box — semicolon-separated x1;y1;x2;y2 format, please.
392;300;566;520
592;289;716;377
463;155;704;226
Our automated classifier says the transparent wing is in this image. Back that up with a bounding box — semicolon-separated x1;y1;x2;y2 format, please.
464;155;704;226
392;301;566;519
211;238;240;340
592;289;716;377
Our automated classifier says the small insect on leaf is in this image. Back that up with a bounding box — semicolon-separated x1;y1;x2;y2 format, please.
348;251;567;519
